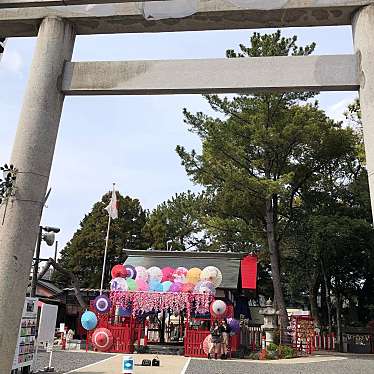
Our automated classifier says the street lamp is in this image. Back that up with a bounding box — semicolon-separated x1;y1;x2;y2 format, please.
30;225;60;297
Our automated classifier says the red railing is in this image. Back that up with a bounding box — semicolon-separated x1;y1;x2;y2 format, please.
184;327;240;358
315;333;336;351
184;329;210;357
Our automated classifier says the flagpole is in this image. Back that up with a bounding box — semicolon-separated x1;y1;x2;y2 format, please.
99;183;115;295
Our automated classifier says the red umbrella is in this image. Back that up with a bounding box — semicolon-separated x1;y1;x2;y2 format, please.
92;328;113;352
203;334;212;355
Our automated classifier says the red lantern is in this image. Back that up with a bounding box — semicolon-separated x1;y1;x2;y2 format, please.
111;264;127;279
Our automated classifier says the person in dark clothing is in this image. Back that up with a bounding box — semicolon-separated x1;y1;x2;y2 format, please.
220;319;231;359
208;320;222;359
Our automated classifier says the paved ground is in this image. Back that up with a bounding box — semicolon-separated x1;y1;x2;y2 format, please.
186;356;374;374
33;351;374;374
34;350;115;373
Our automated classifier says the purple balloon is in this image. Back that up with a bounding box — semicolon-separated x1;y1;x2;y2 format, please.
169;282;183;292
227;318;240;334
125;265;137;280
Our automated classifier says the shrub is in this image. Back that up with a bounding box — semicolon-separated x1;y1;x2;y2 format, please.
278;345;296;359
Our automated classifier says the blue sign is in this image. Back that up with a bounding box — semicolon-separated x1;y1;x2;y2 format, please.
122;356;134;373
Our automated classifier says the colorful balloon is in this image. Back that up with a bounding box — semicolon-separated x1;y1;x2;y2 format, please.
136;278;149;291
92;328;113;352
169;282;183;292
94;295;112;314
181;283;194;293
149;280;163;292
126;278;138;291
147;267;163;283
135;266;148;282
124;264;137;279
161;281;172;292
161;267;175;282
200;266;222;288
227;318;240;334
110;277;128;291
211;300;227;316
81;311;97;331
186;268;201;285
173;267;188;283
194;281;216;295
111;264;127;279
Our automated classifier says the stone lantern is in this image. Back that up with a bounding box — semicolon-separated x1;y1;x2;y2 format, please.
259;298;278;346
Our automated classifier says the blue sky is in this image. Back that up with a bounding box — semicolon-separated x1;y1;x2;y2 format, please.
0;25;357;259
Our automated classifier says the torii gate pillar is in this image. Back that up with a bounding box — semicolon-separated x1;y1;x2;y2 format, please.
0;17;75;373
353;5;374;217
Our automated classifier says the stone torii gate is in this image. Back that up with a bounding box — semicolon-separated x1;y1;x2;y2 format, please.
0;0;373;371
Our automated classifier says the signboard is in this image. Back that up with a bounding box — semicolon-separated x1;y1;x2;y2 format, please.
122;356;134;374
12;297;38;370
38;304;58;343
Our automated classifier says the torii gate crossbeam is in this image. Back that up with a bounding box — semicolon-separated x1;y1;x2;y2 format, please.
0;2;373;372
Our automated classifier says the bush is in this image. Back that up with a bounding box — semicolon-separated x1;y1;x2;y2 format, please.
267;342;279;352
278;345;296;359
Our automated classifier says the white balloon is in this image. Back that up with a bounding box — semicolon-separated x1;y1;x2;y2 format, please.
110;277;128;291
147;266;163;283
135;266;149;282
211;300;227;316
200;266;222;288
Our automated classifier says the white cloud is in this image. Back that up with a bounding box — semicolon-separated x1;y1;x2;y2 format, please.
326;96;356;123
1;48;23;74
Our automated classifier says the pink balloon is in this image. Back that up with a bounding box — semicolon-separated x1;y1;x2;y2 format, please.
136;279;149;291
162;267;175;282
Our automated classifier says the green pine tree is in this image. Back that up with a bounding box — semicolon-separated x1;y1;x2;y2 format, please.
53;191;149;288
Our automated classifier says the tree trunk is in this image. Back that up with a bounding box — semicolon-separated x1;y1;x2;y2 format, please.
309;272;321;328
320;258;332;333
336;291;344;352
265;198;288;327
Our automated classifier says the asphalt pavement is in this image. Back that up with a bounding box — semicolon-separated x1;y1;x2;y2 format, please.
185;356;374;374
34;350;114;373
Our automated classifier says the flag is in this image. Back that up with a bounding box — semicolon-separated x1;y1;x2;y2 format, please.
105;186;118;220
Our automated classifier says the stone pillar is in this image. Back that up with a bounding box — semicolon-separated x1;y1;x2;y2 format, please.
352;5;374;219
0;17;75;373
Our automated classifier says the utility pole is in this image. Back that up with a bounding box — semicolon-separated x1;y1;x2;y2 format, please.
30;226;42;297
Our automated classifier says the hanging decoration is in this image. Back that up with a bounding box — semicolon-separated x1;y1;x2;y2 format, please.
135;266;148;282
94;295;112;314
210;300;227;316
173;267;188;283
125;264;137;279
161;267;175;282
92;328;114;352
194;280;216;295
186;268;201;284
110;291;213;320
147;267;163;283
200;266;222;288
81;311;98;331
111;264;127;279
227;318;240;334
110;277;128;291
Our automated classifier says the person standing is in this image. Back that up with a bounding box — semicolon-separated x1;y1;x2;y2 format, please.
220;319;231;359
208;320;222;359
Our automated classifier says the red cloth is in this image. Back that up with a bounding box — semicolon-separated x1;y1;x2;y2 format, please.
241;255;257;290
